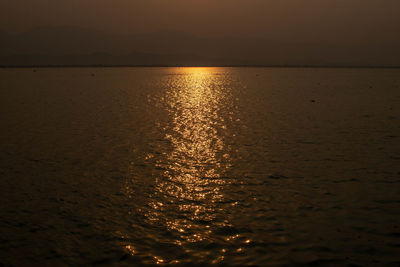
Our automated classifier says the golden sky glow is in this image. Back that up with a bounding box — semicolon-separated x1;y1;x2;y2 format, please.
1;0;399;44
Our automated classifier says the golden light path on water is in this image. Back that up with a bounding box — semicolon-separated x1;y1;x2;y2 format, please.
125;68;241;264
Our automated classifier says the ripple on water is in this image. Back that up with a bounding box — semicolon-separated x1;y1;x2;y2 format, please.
1;67;400;265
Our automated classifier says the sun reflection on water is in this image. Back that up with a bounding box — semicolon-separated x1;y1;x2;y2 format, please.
154;68;235;252
124;68;241;263
150;68;232;238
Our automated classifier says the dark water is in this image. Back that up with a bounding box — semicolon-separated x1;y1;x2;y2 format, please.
0;67;399;266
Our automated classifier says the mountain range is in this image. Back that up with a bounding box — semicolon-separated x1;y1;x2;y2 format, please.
1;26;399;66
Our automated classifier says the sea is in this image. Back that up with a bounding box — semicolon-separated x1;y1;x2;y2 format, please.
0;67;399;266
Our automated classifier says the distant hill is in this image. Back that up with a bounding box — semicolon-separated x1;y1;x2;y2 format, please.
1;26;399;66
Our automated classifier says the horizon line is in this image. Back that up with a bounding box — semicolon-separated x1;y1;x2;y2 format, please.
1;64;400;69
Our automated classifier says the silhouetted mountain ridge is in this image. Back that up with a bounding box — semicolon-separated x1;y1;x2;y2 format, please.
1;26;399;66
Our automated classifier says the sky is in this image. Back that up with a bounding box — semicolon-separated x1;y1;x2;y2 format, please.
1;0;400;43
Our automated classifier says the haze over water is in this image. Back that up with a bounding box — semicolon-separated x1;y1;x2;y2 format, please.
0;67;399;265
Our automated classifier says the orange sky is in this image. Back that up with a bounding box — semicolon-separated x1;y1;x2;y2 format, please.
1;0;399;44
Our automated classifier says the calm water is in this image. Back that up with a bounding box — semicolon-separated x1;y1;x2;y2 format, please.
0;67;399;266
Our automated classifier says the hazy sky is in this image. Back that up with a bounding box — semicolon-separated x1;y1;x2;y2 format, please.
1;0;400;43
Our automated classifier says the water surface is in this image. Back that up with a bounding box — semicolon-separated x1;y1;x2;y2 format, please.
0;67;399;266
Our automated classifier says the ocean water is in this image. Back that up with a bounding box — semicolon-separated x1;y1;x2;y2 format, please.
0;67;399;266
